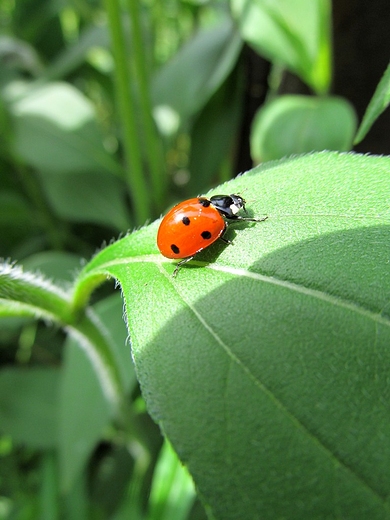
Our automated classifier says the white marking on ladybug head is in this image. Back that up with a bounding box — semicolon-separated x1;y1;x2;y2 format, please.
230;203;241;215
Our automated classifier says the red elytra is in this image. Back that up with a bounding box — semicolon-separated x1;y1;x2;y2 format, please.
157;194;267;276
157;197;225;259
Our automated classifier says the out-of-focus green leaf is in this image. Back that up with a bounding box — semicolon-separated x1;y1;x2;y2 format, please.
0;368;59;448
0;36;43;83
43;24;110;81
0;192;31;228
231;0;332;93
251;95;357;162
6;81;122;177
37;169;131;231
0;190;34;253
2;84;131;232
93;294;136;394
188;68;243;192
59;293;133;492
21;251;82;284
147;440;196;520
354;61;390;144
59;336;112;492
0;261;126;420
0;191;37;258
152;17;242;128
74;151;390;519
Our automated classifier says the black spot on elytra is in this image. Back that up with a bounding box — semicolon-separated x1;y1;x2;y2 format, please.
201;230;212;240
182;216;190;226
198;198;210;207
171;244;180;254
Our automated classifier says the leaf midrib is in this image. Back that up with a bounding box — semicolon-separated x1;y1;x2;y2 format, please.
90;256;389;327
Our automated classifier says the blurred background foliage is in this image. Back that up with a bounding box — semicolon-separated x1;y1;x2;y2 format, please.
0;0;389;518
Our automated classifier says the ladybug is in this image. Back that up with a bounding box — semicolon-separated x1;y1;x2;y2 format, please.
157;194;267;276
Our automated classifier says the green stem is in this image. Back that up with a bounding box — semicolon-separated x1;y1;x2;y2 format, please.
126;0;166;210
39;452;60;520
104;0;151;224
0;264;125;414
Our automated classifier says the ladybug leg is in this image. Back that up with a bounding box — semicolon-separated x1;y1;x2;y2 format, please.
219;222;233;245
172;256;194;277
219;214;268;246
219;235;233;245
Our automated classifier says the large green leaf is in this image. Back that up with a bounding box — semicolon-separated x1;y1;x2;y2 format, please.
74;151;390;519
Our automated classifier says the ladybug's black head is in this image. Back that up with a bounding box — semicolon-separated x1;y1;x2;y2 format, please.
229;194;246;213
209;193;247;218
